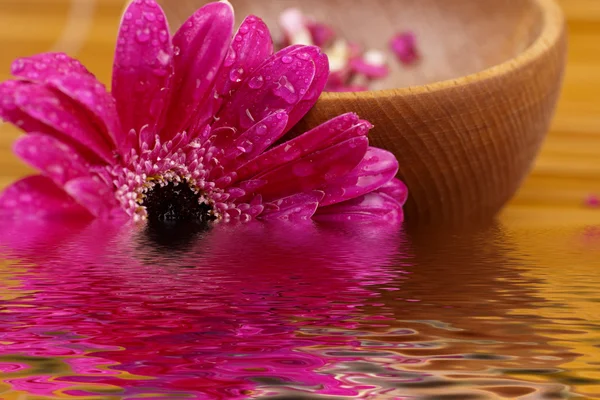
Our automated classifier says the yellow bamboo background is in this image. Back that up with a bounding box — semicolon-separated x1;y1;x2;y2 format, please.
0;0;599;227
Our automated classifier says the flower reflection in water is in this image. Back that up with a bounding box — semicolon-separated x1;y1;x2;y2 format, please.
0;220;412;399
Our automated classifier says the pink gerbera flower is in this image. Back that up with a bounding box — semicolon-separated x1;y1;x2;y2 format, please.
0;0;407;224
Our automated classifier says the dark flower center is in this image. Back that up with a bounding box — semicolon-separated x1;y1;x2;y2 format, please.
143;181;215;224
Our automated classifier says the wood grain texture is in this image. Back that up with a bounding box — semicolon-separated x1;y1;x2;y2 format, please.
0;0;598;227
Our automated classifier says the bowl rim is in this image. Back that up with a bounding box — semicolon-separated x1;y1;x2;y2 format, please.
320;0;565;99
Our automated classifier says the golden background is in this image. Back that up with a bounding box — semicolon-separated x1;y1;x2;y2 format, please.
0;0;599;227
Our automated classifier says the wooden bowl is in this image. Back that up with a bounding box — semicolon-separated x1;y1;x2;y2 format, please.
159;0;567;226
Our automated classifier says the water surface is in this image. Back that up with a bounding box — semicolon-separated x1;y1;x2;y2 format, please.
0;220;599;399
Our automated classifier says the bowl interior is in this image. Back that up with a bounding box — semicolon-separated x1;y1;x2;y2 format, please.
160;0;544;89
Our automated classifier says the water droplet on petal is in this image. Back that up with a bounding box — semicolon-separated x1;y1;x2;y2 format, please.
143;11;156;21
223;48;236;67
273;75;298;104
257;124;267;135
173;46;181;56
156;50;170;66
229;67;244;83
235;35;243;42
282;55;293;64
248;75;264;89
136;28;151;43
124;12;133;21
296;52;310;60
239;25;249;34
76;89;93;99
158;29;168;43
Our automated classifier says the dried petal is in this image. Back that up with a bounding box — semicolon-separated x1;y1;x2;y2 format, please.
390;31;419;65
349;49;389;79
279;8;313;46
306;20;336;47
584;194;600;208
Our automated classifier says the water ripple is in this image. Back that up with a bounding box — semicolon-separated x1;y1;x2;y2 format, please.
0;221;598;398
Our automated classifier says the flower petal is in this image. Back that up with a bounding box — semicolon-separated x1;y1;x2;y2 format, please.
0;80;57;135
11;52;92;81
235;113;364;181
64;177;124;219
390;32;419;65
45;73;121;150
0;175;91;219
13;134;91;185
216;15;274;99
285;47;329;131
314;191;404;223
163;1;234;139
219;110;288;171
250;136;368;202
14;83;115;163
191;15;275;131
213;45;318;133
12;53;121;150
307;21;336;47
259;191;324;222
112;0;173;139
377;178;409;206
319;147;399;207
